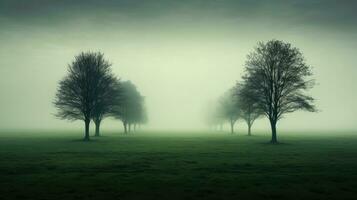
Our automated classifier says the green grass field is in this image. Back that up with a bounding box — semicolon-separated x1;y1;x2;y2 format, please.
1;131;357;200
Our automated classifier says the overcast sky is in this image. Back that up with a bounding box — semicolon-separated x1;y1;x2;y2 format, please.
0;0;356;132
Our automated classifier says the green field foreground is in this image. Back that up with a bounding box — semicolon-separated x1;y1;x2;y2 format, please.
1;131;357;200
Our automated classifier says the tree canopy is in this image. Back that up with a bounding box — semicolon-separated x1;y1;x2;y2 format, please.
54;52;118;140
241;40;316;143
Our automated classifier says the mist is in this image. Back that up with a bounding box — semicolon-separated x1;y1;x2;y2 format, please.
1;0;357;132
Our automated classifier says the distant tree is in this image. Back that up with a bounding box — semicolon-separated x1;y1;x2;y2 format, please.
219;88;240;134
112;81;145;134
242;40;316;143
235;83;263;136
54;52;115;140
128;94;146;132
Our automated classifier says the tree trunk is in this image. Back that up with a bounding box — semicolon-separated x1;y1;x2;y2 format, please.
94;119;101;137
84;118;90;141
270;120;278;144
247;122;252;136
123;122;127;134
128;123;131;133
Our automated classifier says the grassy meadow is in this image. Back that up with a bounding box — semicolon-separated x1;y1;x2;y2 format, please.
1;130;357;200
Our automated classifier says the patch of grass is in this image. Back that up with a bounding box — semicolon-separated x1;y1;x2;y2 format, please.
0;131;357;200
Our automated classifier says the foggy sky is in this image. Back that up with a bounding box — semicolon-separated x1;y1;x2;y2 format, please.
0;0;356;132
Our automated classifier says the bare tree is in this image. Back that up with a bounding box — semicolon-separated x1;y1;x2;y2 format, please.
242;40;316;143
235;83;263;136
92;76;121;137
54;52;115;140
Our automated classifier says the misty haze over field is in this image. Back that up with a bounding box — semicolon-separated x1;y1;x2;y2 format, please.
0;0;356;132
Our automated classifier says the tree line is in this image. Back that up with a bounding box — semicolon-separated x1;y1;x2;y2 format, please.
54;40;316;143
208;40;316;143
54;52;147;141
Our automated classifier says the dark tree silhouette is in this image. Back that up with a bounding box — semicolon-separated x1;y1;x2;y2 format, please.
54;52;115;140
92;76;121;137
242;40;316;143
235;83;263;136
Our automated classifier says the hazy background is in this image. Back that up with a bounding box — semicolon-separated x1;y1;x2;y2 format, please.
0;0;356;132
